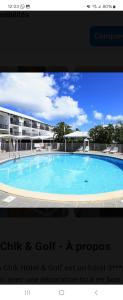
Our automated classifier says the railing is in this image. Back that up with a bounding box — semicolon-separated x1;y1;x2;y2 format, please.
23;122;31;127
45;126;50;131
11;132;20;136
10;132;32;137
0;124;8;129
22;132;31;136
31;133;38;136
10;120;20;125
40;125;50;131
32;124;38;129
40;125;46;130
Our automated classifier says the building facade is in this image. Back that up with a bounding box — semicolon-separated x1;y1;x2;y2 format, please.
0;107;54;151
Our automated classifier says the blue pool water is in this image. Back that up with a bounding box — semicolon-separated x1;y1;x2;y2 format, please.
0;154;123;194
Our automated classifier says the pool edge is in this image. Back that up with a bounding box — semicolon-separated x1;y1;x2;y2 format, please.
0;151;123;203
0;183;123;203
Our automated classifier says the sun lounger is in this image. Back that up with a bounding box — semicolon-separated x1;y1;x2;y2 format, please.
35;147;45;152
78;146;83;152
84;146;89;152
103;146;111;153
35;148;41;151
110;147;118;154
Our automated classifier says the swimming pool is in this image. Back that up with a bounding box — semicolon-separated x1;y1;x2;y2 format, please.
0;153;123;196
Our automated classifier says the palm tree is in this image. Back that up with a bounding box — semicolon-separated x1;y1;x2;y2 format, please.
104;124;114;143
89;125;105;143
89;124;114;143
53;122;73;142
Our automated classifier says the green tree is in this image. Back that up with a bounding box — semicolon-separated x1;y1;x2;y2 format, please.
89;124;114;143
104;124;114;143
89;127;97;142
114;123;123;143
53;122;73;142
89;125;105;143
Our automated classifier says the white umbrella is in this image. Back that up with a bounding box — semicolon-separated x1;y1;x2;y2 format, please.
64;131;89;152
31;135;53;140
64;131;89;138
31;134;54;151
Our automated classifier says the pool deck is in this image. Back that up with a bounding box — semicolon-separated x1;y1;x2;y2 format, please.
0;150;123;208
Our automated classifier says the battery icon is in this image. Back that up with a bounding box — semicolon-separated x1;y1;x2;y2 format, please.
26;4;30;9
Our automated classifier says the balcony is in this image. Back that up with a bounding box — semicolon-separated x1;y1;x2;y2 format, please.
32;122;38;129
40;124;50;131
12;132;20;136
0;124;8;130
40;124;46;130
31;133;39;137
45;125;50;131
22;131;31;136
23;121;31;127
10;119;20;126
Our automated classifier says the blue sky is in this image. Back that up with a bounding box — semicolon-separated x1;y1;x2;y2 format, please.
0;72;123;131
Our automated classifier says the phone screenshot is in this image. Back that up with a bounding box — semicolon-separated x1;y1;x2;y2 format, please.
0;2;123;299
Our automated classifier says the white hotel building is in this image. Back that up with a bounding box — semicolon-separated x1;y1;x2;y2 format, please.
0;107;54;152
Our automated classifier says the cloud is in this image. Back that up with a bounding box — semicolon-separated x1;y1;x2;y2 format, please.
61;73;81;94
93;111;123;124
36;95;81;120
106;114;123;122
0;73;84;123
68;85;75;92
61;73;70;80
93;110;104;120
0;73;57;113
72;113;89;129
61;72;80;82
70;73;80;81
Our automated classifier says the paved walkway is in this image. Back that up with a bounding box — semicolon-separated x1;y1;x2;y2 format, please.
0;150;123;208
0;190;123;207
0;150;53;162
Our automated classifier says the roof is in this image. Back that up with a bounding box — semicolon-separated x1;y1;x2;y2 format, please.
0;134;14;139
31;134;54;140
0;106;50;125
64;131;89;138
0;133;54;140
